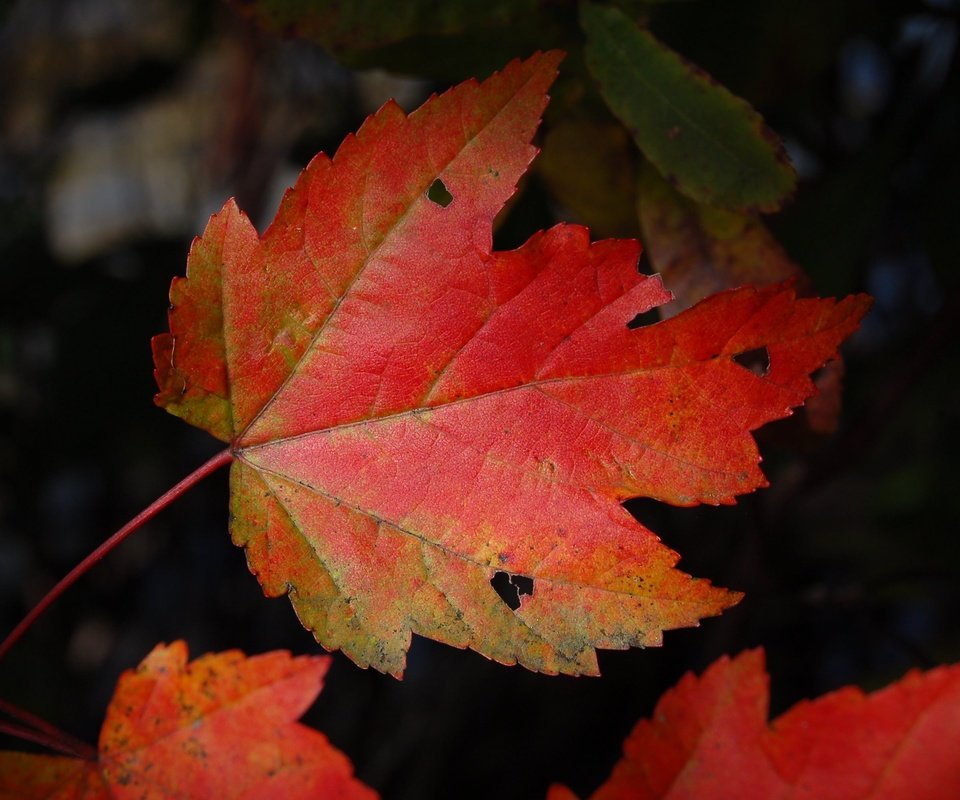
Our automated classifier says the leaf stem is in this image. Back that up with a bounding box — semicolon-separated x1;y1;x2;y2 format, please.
0;720;93;760
0;699;97;760
0;448;233;663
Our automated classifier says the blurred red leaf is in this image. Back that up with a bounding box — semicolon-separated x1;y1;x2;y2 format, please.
549;649;960;800
152;52;870;677
637;164;846;436
637;163;804;318
0;642;374;800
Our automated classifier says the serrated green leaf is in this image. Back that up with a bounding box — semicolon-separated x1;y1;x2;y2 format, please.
581;2;795;212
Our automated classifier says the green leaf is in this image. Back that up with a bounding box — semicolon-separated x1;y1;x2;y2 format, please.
581;2;795;213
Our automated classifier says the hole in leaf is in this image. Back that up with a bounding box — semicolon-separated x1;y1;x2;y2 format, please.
627;309;660;329
513;574;533;598
490;571;534;611
733;346;770;377
427;178;453;207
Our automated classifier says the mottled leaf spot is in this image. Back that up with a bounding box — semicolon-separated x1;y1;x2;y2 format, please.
491;571;534;611
427;178;453;207
733;346;770;376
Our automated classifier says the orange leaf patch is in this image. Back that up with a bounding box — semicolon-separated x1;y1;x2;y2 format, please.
0;642;374;799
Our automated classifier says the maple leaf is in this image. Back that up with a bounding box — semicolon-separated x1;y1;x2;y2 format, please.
548;649;960;800
0;642;375;800
151;52;870;677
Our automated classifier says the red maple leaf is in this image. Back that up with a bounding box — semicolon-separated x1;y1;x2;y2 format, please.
0;642;374;799
548;648;960;799
152;52;870;676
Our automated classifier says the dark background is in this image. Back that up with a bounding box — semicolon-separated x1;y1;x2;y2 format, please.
1;1;958;797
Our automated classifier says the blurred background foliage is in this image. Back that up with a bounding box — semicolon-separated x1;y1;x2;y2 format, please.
0;1;958;797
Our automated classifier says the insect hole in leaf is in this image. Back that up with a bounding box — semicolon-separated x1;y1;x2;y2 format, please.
427;178;454;207
626;309;661;329
733;345;771;376
490;571;535;611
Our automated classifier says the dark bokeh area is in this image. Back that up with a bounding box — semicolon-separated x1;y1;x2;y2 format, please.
1;1;958;797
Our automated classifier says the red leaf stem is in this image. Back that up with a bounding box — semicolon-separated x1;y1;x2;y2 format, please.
0;448;233;663
0;699;96;760
0;720;94;761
